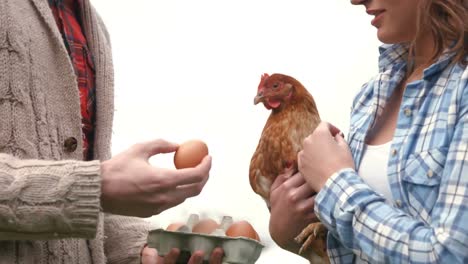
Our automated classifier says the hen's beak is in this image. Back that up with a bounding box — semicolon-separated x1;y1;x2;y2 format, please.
254;94;264;105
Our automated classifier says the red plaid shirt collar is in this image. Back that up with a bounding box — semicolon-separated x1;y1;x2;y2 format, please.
48;0;96;160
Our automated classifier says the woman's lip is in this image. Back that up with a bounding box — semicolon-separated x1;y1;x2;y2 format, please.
370;11;385;27
366;9;385;16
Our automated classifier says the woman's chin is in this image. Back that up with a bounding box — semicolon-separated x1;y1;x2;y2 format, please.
377;31;394;44
377;30;411;45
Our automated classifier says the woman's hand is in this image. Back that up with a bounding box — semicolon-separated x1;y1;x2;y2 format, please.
100;139;212;217
268;168;318;254
298;122;355;192
141;246;224;264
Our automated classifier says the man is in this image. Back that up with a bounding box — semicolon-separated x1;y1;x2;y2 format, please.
0;0;221;263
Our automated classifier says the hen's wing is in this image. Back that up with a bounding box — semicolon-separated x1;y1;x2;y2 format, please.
249;118;301;202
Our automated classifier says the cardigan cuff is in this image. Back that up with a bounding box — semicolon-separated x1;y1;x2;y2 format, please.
67;160;102;238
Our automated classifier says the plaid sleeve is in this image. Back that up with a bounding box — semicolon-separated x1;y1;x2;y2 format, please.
315;79;468;263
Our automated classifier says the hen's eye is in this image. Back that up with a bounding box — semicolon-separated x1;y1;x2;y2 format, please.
272;83;279;89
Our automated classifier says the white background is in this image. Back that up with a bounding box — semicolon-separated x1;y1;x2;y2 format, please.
91;1;381;262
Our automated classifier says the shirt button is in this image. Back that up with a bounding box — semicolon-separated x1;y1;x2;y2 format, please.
391;149;398;156
395;200;402;208
404;108;412;117
64;137;78;152
427;170;434;178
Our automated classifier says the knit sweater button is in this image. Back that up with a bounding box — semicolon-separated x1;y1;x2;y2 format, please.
64;137;78;152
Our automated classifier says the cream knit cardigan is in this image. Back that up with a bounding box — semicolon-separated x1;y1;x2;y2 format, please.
0;0;150;263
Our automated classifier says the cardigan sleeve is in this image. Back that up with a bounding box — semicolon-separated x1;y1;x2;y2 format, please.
104;214;150;264
0;153;101;240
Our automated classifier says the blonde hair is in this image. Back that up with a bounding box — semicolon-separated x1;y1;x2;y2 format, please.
411;0;467;65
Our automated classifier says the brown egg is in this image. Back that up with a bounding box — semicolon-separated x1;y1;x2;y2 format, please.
191;218;219;234
174;140;209;169
225;221;260;241
166;222;186;231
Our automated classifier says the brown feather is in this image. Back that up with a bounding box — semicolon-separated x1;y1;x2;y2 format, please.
250;73;329;262
249;73;320;202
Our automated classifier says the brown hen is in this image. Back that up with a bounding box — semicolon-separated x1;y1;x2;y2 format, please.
249;73;329;263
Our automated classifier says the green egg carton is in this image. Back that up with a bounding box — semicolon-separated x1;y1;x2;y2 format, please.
147;214;264;264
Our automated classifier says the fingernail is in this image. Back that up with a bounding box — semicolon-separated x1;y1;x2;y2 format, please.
217;254;224;263
211;249;223;264
194;255;203;262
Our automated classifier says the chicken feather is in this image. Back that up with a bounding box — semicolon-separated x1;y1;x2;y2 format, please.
249;73;329;263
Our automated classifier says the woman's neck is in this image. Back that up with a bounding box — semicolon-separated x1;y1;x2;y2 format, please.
409;32;438;74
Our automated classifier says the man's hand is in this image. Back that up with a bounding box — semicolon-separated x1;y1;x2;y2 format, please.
141;246;224;264
100;139;212;217
268;168;318;254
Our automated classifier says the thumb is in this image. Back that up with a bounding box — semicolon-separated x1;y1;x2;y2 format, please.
141;246;158;264
335;133;347;146
139;139;179;158
323;122;342;137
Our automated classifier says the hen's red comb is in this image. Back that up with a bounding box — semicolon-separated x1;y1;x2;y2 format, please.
258;73;269;92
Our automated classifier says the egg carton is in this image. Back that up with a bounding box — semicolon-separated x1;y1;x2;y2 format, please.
147;214;264;264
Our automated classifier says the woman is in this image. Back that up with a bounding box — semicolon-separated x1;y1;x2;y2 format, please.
297;0;467;263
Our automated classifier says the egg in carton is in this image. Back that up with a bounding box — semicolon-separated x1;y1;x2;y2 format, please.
147;214;264;264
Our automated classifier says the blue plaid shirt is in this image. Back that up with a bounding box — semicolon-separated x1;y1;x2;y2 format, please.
315;43;468;263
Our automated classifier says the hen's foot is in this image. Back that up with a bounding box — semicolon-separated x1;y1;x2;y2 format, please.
294;222;328;262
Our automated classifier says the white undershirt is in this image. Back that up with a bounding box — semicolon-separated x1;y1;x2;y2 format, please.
355;141;393;263
357;141;393;202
